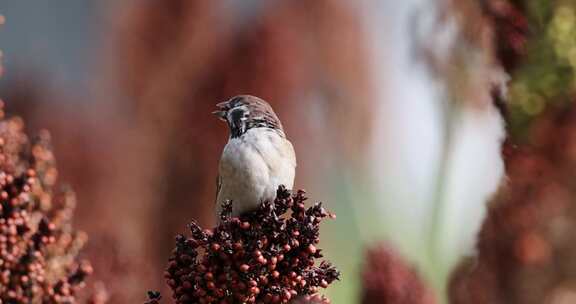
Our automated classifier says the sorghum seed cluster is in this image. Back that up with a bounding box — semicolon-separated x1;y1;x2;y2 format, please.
0;113;92;303
361;244;435;304
165;186;339;303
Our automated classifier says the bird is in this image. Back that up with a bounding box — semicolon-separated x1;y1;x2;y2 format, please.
213;95;296;219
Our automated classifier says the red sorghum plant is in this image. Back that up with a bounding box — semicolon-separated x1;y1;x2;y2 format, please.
0;108;93;303
361;244;435;304
161;186;339;303
481;0;528;72
450;100;576;304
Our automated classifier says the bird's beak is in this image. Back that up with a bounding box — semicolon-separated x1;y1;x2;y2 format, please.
212;110;227;120
213;101;229;121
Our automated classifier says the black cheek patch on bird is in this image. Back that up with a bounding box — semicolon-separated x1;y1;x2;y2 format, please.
229;108;248;138
230;108;246;123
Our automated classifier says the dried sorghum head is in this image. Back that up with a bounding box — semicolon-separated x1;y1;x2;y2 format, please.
450;101;576;304
0;111;92;303
361;244;435;304
164;186;339;303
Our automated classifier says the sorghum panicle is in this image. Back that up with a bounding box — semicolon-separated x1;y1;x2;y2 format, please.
0;110;92;303
163;186;339;303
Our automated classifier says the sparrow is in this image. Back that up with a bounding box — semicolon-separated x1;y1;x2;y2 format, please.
213;95;296;218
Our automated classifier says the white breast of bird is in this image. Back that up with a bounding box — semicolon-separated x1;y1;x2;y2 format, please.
217;127;296;217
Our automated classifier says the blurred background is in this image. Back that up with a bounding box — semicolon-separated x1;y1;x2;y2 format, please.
0;0;575;303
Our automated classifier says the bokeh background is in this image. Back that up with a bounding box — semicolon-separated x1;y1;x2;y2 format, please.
1;0;575;303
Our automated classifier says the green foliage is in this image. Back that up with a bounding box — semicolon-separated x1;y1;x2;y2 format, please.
509;1;576;140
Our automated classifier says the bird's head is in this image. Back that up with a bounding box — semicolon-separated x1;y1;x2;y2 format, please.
213;95;284;138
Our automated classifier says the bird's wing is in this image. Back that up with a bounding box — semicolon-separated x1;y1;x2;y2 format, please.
214;173;223;220
215;174;222;204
